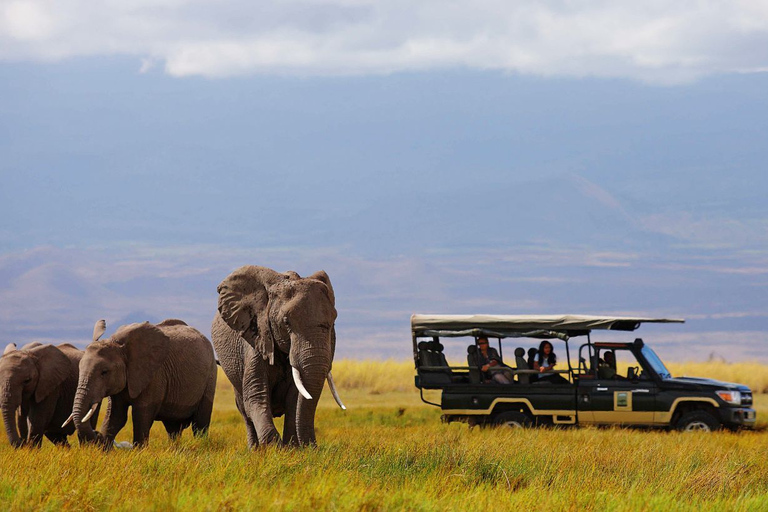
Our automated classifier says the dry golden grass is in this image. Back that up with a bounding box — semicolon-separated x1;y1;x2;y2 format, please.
0;360;766;511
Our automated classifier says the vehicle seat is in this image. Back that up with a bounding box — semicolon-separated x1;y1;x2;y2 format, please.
417;341;453;388
466;345;482;384
514;347;530;384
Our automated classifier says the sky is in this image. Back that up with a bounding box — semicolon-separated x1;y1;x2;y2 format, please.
1;1;768;362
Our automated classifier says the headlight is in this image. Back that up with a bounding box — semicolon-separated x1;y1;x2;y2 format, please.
716;390;741;405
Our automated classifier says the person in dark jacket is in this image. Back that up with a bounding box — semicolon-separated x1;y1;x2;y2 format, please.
467;337;513;384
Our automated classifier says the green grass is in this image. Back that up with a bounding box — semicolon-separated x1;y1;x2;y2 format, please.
1;362;768;510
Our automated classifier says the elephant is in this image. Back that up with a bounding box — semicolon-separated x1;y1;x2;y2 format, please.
1;341;98;448
71;318;217;449
212;265;346;448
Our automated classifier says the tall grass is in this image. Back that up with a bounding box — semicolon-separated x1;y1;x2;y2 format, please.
1;361;767;510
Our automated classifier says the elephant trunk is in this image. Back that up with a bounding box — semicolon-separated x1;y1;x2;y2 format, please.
1;383;22;448
293;360;329;447
72;384;99;443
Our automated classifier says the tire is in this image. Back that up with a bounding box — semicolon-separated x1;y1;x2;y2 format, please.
676;411;721;432
493;411;533;429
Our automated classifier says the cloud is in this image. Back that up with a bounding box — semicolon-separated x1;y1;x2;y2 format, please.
1;1;768;83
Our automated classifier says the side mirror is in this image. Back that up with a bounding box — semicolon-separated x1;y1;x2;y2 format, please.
627;366;638;380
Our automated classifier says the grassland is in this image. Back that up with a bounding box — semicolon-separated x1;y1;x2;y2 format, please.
1;360;768;511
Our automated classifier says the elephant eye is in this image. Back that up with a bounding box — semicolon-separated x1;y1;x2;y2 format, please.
23;378;31;384
101;369;109;376
282;316;290;326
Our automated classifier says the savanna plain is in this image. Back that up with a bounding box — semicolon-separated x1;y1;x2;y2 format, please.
1;361;768;511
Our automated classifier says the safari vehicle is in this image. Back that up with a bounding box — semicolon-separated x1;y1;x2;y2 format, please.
412;314;756;431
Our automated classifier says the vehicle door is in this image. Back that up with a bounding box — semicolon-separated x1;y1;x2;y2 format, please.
577;348;656;425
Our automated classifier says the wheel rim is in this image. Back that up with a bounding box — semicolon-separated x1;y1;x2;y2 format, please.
502;420;524;428
684;421;711;432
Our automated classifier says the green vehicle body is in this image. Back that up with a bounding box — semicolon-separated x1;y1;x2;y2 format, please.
412;315;756;431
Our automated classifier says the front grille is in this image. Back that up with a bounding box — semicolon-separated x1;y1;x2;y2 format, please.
742;392;753;406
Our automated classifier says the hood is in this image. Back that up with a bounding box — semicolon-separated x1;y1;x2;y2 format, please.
665;376;751;393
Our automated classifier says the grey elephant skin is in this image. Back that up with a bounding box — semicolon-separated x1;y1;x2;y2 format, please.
1;342;98;448
212;265;345;448
72;319;217;448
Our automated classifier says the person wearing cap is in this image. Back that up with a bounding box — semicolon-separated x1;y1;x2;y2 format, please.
468;337;513;384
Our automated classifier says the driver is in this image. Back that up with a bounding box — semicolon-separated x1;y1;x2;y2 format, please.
598;351;624;380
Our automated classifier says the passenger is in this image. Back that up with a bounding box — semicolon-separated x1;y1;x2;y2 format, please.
468;337;513;384
533;340;568;384
598;351;622;380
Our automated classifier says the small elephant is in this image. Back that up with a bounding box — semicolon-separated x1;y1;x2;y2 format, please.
71;319;217;448
1;341;98;448
212;265;345;448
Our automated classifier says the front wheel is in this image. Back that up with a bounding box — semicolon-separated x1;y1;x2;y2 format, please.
676;411;721;432
493;411;533;429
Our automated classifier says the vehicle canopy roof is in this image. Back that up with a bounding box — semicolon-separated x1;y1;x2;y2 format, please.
411;314;684;340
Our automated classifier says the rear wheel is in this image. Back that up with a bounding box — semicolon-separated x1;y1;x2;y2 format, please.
493;411;533;429
676;411;721;432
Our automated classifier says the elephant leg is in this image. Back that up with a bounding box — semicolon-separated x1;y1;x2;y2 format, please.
191;373;216;437
45;432;70;447
98;397;128;447
27;401;56;448
283;385;299;447
163;420;184;440
27;431;44;448
243;353;281;446
131;404;160;447
234;391;258;449
27;417;46;447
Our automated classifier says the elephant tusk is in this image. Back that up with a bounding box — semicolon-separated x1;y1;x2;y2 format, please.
292;367;313;400
61;413;75;428
82;403;98;423
326;372;346;410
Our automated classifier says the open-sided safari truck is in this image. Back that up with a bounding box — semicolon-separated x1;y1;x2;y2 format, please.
413;314;756;431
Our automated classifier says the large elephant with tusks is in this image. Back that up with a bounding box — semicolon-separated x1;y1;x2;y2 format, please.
212;265;345;448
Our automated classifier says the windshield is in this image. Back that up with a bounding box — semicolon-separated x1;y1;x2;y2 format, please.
641;346;672;379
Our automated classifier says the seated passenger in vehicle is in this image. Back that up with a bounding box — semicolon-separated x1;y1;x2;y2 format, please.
467;337;513;384
598;351;622;380
532;340;568;384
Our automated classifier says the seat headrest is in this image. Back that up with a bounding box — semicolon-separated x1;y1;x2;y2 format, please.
467;345;477;354
418;341;444;351
514;347;525;357
528;348;538;356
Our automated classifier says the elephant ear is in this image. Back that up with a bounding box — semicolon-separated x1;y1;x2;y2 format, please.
217;267;275;361
3;343;16;355
307;270;335;306
29;345;70;403
92;319;106;341
113;322;171;399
